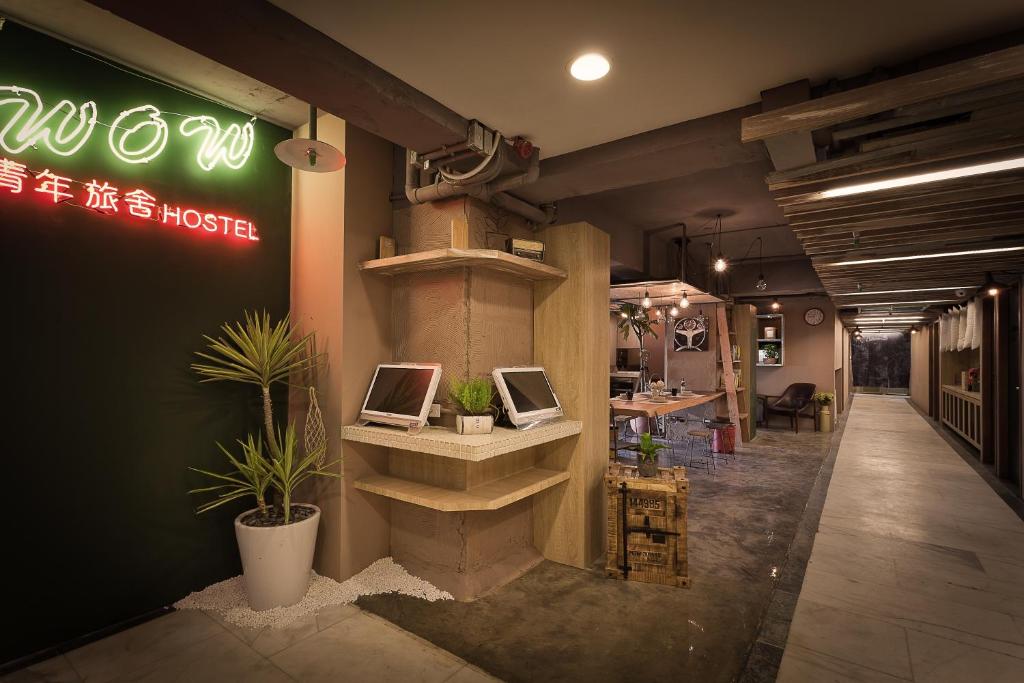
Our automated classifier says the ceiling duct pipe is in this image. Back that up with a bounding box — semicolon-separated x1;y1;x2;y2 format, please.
404;141;554;224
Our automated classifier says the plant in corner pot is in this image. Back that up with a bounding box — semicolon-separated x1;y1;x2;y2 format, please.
628;432;668;478
449;377;495;435
188;311;340;611
617;302;658;392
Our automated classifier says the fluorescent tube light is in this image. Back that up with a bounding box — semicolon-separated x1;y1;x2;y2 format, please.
820;157;1024;198
828;246;1024;267
852;300;956;306
835;287;972;296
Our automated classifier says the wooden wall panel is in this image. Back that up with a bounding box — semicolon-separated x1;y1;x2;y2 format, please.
532;222;611;568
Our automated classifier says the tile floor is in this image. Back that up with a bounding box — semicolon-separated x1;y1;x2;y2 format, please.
3;604;500;683
778;394;1024;682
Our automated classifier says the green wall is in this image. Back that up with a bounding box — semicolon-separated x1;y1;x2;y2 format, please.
1;24;292;662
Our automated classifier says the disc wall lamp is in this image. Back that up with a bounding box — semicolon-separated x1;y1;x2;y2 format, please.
274;105;346;173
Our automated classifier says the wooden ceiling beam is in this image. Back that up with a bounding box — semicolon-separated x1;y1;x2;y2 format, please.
802;225;1024;256
775;174;1024;213
792;208;1024;237
741;44;1024;143
767;116;1024;189
788;197;1024;231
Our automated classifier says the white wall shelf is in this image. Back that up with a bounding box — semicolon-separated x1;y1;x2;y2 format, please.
341;420;583;462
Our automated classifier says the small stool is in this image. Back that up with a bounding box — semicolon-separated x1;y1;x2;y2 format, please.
686;426;714;473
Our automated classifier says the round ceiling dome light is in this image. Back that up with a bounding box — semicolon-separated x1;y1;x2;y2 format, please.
570;53;610;81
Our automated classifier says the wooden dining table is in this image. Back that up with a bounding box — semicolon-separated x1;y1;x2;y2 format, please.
609;391;724;418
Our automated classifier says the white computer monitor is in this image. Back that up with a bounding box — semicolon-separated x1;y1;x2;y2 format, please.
358;363;442;433
492;367;563;427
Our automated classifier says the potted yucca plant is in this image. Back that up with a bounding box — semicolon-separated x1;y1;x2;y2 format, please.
449;377;495;435
189;311;339;610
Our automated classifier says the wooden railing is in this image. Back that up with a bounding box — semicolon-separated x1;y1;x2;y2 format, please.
941;385;981;449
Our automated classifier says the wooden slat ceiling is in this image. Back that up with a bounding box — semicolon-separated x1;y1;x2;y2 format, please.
743;44;1024;329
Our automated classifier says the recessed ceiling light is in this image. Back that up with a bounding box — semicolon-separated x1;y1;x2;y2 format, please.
570;53;610;81
826;246;1024;267
819;156;1024;198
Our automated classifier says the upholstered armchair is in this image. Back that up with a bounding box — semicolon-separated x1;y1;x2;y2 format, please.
760;383;817;433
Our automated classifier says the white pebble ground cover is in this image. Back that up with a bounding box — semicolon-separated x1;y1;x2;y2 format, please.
174;557;452;630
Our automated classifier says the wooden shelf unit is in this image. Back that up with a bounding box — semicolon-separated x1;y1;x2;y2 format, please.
756;314;785;367
354;468;570;512
359;248;566;281
342;421;582;462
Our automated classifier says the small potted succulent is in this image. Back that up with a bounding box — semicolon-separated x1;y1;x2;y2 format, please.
450;376;495;435
761;343;781;365
813;391;835;433
189;311;340;611
628;432;668;477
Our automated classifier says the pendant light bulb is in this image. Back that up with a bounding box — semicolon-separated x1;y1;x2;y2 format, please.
654;308;663;317
982;271;1002;296
770;297;781;311
756;275;768;291
714;255;728;273
670;305;679;317
680;291;690;308
641;290;652;309
619;311;628;319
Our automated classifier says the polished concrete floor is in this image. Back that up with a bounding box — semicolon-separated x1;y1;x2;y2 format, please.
4;424;836;682
361;424;833;682
779;395;1024;682
2;606;498;683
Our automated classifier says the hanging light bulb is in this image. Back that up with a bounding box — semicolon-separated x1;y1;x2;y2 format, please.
680;291;690;308
771;297;781;311
981;272;1002;296
669;305;679;317
756;275;768;291
619;310;628;318
642;290;652;309
654;308;663;317
714;255;727;272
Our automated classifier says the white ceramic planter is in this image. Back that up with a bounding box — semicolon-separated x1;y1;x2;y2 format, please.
456;415;493;435
234;504;320;611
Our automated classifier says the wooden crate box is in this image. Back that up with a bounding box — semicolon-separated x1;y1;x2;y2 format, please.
605;464;690;588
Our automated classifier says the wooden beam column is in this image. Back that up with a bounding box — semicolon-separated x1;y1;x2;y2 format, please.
533;222;610;568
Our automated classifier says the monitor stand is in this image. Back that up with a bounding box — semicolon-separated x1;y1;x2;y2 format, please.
515;417;561;431
357;415;426;434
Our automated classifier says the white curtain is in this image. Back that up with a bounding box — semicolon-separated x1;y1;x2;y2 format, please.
956;306;968;351
964;299;977;350
971;297;983;350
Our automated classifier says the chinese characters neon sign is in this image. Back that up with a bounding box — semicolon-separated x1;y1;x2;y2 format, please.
1;156;259;242
0;85;254;171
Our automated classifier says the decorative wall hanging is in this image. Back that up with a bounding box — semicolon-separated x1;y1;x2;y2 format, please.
673;315;709;352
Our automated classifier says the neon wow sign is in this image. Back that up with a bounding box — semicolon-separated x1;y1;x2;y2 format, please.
0;85;254;170
0;156;260;243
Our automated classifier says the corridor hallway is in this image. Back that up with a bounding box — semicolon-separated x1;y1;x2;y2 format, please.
779;395;1024;681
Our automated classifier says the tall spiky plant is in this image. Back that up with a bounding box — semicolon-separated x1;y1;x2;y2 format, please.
191;311;317;461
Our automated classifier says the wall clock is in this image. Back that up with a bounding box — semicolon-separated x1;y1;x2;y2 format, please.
804;307;825;326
